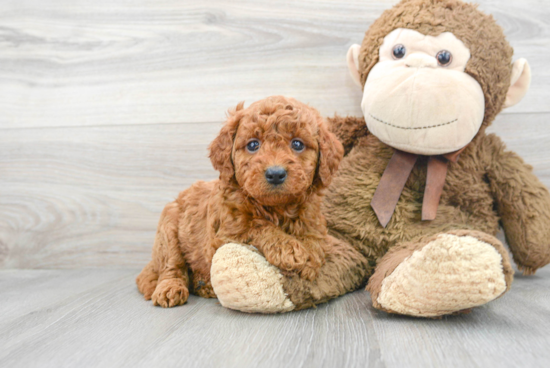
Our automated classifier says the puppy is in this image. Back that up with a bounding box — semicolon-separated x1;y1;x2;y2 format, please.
136;96;344;307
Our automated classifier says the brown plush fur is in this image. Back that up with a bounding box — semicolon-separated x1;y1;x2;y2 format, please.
282;236;370;311
260;0;550;313
136;96;344;307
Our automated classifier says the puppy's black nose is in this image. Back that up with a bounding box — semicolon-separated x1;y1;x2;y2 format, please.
265;166;287;185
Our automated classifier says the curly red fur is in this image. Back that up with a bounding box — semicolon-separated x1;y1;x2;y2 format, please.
136;96;344;307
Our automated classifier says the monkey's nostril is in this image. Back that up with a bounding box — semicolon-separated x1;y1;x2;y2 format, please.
265;166;287;185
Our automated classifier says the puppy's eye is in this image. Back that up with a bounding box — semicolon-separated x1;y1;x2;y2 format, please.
436;50;452;66
246;139;260;153
392;44;406;59
291;139;305;152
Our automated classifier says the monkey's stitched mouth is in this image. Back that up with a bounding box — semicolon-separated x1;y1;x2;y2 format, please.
369;114;458;130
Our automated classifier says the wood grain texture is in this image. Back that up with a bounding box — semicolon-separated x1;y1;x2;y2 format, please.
0;0;548;130
0;268;549;368
0;122;221;268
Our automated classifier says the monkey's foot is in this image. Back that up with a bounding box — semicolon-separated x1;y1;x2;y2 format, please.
211;243;295;313
368;232;513;317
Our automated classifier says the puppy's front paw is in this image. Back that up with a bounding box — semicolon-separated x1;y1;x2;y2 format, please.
299;263;320;281
151;279;189;308
268;239;308;273
267;240;323;281
299;247;325;281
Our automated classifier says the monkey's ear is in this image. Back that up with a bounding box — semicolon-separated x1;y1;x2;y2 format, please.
346;44;362;87
208;102;244;183
504;58;531;108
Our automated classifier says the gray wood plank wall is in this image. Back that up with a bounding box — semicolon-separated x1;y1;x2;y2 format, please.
1;0;549;269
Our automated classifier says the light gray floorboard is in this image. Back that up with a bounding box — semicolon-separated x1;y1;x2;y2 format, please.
0;268;549;368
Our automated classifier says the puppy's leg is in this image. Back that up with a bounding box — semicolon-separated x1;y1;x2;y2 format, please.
297;239;328;281
136;261;158;300
149;202;190;308
190;237;225;299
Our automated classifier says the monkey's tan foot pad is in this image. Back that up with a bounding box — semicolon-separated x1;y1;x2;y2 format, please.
211;243;295;313
375;234;507;317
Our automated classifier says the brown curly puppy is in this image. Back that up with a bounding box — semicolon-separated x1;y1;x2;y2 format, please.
136;96;344;307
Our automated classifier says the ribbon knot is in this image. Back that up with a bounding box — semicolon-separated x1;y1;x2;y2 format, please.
371;148;464;228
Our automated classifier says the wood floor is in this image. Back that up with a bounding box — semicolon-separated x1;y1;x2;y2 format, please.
1;267;549;368
1;0;550;367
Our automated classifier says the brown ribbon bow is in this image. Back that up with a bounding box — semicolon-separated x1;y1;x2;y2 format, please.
371;148;465;228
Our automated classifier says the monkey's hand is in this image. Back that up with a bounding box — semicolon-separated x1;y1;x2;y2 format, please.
486;135;550;275
326;115;368;156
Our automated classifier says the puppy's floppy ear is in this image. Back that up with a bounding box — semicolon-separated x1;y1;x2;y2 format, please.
209;101;245;183
314;120;344;189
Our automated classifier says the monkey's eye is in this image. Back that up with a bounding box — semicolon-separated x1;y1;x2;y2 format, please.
392;44;406;59
436;50;452;66
246;139;260;153
291;139;305;152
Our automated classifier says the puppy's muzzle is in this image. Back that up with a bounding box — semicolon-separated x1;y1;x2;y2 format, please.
265;166;287;185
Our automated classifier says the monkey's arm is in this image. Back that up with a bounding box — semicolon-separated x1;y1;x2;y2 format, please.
326;115;368;155
485;134;550;274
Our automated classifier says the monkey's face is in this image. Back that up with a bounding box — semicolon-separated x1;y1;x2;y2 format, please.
360;29;485;155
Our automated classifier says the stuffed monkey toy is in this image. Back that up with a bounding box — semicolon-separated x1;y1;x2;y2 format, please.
209;0;550;317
